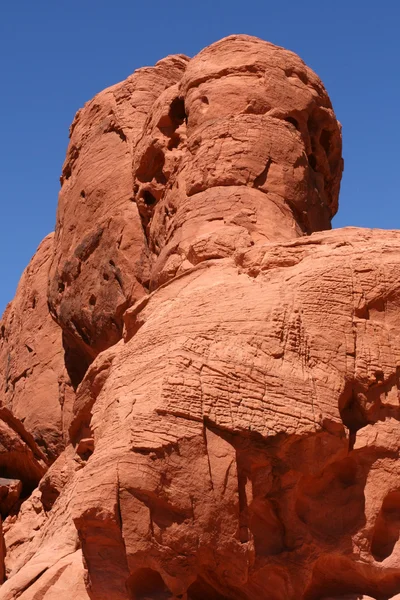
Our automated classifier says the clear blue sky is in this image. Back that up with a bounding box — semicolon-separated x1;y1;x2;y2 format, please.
1;0;399;316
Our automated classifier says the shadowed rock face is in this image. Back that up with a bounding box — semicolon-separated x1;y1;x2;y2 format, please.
2;34;400;600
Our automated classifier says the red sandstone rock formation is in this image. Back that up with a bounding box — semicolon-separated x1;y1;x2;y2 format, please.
1;34;400;600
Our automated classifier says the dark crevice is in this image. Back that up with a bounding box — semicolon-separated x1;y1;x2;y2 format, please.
70;319;91;347
12;566;49;597
339;385;369;451
62;331;92;390
253;158;272;188
169;96;186;126
308;153;317;170
320;128;332;156
143;190;157;206
285;116;299;130
236;450;250;543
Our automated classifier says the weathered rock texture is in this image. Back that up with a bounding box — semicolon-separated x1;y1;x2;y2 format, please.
0;234;74;490
1;34;400;600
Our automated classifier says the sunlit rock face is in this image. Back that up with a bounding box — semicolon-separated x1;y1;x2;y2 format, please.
3;35;400;600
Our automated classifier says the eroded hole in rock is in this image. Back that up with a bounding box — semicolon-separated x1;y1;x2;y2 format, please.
371;490;400;561
157;96;187;145
285;116;299;130
143;190;157;206
89;294;96;307
80;190;86;198
62;331;92;390
169;96;186;125
200;95;209;105
338;383;369;450
70;318;91;346
126;568;170;600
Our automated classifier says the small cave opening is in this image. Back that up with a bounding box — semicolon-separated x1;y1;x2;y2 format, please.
169;96;187;126
285;116;299;131
126;568;170;600
142;190;157;206
157;97;187;138
338;383;370;450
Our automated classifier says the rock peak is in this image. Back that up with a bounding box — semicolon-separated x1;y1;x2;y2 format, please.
3;38;399;600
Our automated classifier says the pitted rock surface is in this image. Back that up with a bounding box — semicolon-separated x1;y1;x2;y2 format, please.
1;35;400;600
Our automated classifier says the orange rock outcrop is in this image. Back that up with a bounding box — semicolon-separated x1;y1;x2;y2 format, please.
1;35;400;600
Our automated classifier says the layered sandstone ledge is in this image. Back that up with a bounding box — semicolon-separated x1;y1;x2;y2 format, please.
1;35;400;600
